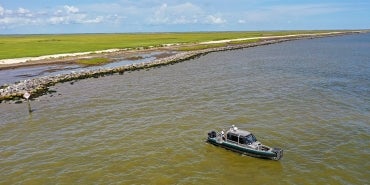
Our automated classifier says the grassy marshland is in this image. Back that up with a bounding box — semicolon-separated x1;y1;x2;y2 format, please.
0;31;336;60
76;58;110;66
178;38;260;51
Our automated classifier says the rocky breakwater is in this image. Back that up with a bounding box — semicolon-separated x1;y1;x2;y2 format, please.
0;32;355;104
0;51;204;103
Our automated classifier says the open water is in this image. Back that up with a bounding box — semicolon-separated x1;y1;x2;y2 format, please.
1;34;369;184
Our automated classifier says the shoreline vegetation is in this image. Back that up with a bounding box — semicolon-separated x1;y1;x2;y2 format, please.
76;58;111;66
0;31;346;60
0;30;367;103
1;31;364;66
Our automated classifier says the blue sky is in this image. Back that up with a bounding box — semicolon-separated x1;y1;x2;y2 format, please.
0;0;369;34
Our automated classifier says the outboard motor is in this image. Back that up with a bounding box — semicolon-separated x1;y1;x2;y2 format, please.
271;148;283;160
208;131;217;138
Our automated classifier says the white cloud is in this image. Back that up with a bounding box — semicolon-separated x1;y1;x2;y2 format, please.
49;6;88;24
0;5;41;27
64;5;79;14
0;16;40;27
206;15;226;24
15;8;34;18
0;4;107;29
48;8;104;25
0;5;4;16
148;2;226;25
238;19;246;24
173;16;198;24
150;3;170;24
17;8;30;15
83;16;104;24
149;2;203;25
49;16;64;24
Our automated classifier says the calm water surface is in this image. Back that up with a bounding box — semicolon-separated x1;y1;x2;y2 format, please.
1;34;369;184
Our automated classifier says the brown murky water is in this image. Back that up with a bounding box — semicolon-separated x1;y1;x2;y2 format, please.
1;34;369;184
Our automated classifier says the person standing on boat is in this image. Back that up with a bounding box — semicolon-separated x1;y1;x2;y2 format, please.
221;130;225;140
229;125;234;132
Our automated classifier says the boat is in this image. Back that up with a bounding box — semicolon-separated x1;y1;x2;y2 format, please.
207;125;283;160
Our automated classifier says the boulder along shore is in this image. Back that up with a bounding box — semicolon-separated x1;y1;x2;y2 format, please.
0;31;361;103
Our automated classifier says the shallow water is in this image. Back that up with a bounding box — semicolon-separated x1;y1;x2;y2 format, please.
1;34;369;184
0;51;176;85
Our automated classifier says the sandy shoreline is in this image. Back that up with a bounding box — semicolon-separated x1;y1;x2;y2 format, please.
0;49;122;65
199;32;345;44
0;47;175;70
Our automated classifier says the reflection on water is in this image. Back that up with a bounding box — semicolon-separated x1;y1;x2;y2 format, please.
0;34;369;184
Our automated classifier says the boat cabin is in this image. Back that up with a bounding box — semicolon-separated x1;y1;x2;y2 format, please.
226;129;258;145
207;126;283;160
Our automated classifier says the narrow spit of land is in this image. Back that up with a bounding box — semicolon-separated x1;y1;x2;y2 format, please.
0;31;365;103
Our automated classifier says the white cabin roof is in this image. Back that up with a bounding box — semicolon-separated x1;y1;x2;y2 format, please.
228;129;251;136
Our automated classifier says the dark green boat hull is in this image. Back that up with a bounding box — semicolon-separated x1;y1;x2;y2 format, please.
207;137;281;160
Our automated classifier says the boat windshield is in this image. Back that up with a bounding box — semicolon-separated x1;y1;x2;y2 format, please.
245;134;257;144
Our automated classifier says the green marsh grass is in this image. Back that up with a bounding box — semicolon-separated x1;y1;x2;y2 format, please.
178;38;260;51
76;58;110;66
0;31;334;59
178;43;228;51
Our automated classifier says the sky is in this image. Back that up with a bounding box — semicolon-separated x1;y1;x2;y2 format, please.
0;0;369;34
